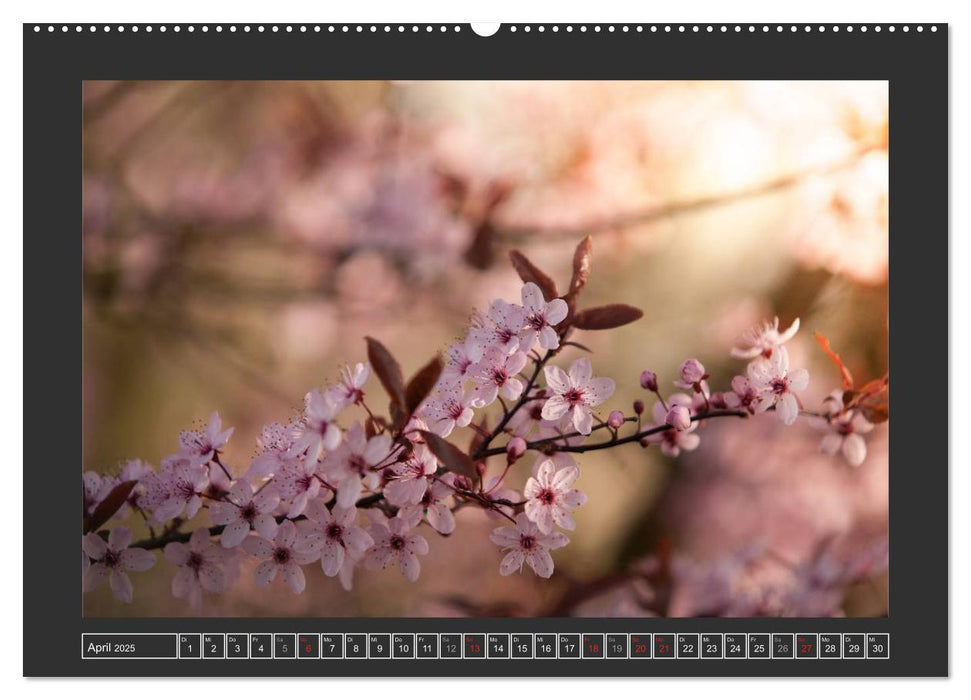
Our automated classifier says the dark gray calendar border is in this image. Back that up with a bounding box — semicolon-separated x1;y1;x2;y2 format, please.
23;22;948;678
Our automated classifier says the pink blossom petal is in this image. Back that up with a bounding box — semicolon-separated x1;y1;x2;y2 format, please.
679;433;701;451
276;520;297;548
207;502;239;526
171;567;195;598
320;541;345;577
342;527;374;558
842;433;868;467
120;548;156;572
281;562;306;594
228;480;253;505
108;527;132;551
551;464;579;490
506;352;528;376
220;519;251;549
539;530;570;550
559;489;587;509
82;533;108;560
572;406;594;435
568;357;593;387
499;549;525;576
253;560;278;587
526;549;555;578
242;535;275;559
520;281;544;311
489;526;520;548
525;502;554;534
545;298;568;325
407;534;429;556
541;395;569;421
398;552;421;582
109;570;134;603
253;514;278;539
502;377;524;400
254;488;281;513
777;394;799;425
198;563;225;593
820;433;843;455
552;508;576;531
543;365;572;395
164;542;190;566
426;503;455;535
585;378;616;406
788;368;810;392
82;563;107;592
363;546;394;571
538;326;560;350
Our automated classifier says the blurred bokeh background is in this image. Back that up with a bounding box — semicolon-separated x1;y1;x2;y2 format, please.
82;80;888;617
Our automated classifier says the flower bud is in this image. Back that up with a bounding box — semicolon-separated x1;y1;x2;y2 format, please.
679;359;706;386
640;370;659;392
633;399;645;416
665;404;692;431
506;437;527;463
607;410;625;429
639;436;652;448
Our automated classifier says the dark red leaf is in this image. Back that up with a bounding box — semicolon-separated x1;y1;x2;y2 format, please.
568;235;593;298
420;430;477;479
813;331;854;391
405;354;444;419
572;304;644;330
366;336;406;417
463;222;495;270
508;250;558;301
859;401;889;424
84;480;137;534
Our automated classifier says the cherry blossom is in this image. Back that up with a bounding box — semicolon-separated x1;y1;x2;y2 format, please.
640;370;659;392
383;444;438;506
470;346;528;406
419;384;476;437
82;527;156;603
208;481;280;548
523;454;587;533
290;389;342;467
467;299;528;356
730;317;801;360
817;392;874;467
273;458;324;518
674;359;707;390
242;520;317;594
143;459;209;523
178;411;234;468
541;357;615;435
295;500;374;577
442;341;478;381
643;394;701;457
246;422;296;479
164;528;235;610
746;346;809;425
489;513;569;578
363;515;430;582
326;362;370;409
321;421;394;508
398;475;456;535
83;470;112;515
665;404;693;432
519;281;568;351
723;375;761;415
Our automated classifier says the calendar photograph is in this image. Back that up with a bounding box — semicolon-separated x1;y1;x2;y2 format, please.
81;79;890;618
